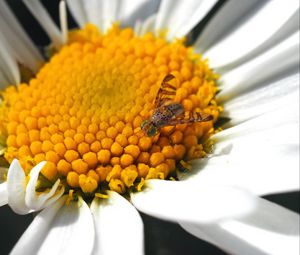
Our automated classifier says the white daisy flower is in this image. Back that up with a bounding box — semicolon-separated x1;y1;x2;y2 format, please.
0;0;299;255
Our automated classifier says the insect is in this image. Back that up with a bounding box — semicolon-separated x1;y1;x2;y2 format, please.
141;74;213;137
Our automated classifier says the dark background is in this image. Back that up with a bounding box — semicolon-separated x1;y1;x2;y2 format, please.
1;1;299;254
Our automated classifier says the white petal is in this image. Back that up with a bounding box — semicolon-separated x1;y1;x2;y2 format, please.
155;0;218;40
0;182;8;207
25;161;64;211
222;72;299;125
0;1;43;72
140;14;157;35
180;105;299;195
0;34;20;85
194;0;262;53
82;0;103;29
218;31;299;102
204;1;299;69
10;196;66;255
180;197;299;255
118;0;160;28
12;197;94;254
0;69;9;87
36;197;95;255
23;0;63;48
59;0;68;44
7;159;30;214
66;0;88;28
131;180;256;224
91;191;144;255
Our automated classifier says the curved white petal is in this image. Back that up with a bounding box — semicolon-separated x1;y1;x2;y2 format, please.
0;69;9;87
23;0;63;48
59;0;68;44
0;1;43;72
222;72;299;125
36;197;95;255
91;191;144;255
131;180;256;224
155;0;218;40
180;101;299;196
218;31;299;102
118;0;160;28
180;197;300;255
12;196;94;254
0;34;20;85
83;0;103;30
0;182;8;206
25;161;64;211
7;159;30;214
10;196;66;255
204;1;299;69
66;0;88;28
140;14;157;35
195;0;261;53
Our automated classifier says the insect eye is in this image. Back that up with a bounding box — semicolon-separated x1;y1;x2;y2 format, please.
147;126;157;137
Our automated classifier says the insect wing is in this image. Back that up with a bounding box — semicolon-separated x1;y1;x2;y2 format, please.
167;111;213;126
154;74;177;108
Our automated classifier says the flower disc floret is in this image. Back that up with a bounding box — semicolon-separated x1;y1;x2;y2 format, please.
0;24;220;195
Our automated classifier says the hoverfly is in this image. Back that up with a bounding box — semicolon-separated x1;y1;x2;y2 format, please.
141;74;213;137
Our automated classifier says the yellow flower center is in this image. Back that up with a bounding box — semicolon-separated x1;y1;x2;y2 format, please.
0;24;220;195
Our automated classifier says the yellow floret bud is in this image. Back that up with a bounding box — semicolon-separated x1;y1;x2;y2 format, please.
101;137;113;149
124;144;140;159
106;164;122;181
83;152;98;168
150;152;165;167
7;135;17;147
115;134;128;147
90;141;101;152
45;150;60;164
42;140;54;153
111;142;123;156
88;170;100;182
137;163;150;178
72;159;89;174
79;175;98;193
57;159;72;176
174;144;186;160
109;179;125;193
16;133;30;146
64;137;77;150
64;150;80;163
120;154;134;167
53;142;66;157
170;130;183;144
41;162;57;181
97;149;111;164
137;152;150;164
78;142;90;155
121;167;138;187
85;133;96;144
67;171;79;187
30;141;42;155
28;130;40;142
106;126;118;139
34;153;45;163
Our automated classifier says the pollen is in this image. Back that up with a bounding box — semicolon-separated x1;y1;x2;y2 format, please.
0;24;220;195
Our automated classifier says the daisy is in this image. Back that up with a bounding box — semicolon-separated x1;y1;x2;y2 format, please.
0;0;299;254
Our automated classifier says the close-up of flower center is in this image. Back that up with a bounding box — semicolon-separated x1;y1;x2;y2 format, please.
0;24;220;197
